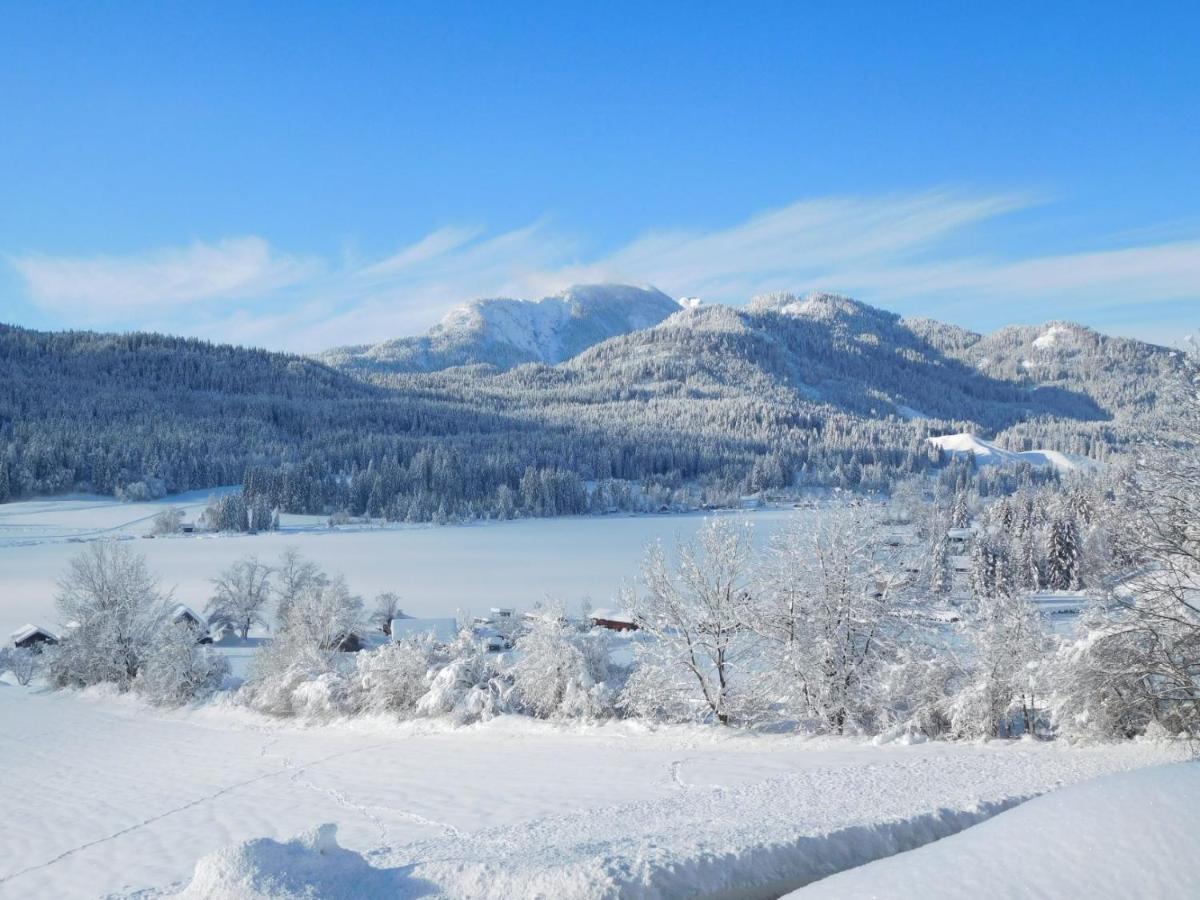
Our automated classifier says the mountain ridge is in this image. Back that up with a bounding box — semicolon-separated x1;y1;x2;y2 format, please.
319;284;681;373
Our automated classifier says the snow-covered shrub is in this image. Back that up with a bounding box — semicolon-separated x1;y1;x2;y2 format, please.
47;541;170;690
947;591;1050;739
136;623;230;707
348;637;439;716
240;560;363;718
509;615;616;719
0;646;40;686
414;637;507;724
869;644;958;740
289;672;350;719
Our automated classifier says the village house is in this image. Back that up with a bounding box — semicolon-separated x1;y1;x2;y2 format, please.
589;609;638;632
10;624;59;651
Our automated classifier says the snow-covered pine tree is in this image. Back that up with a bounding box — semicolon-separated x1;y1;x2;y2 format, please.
1046;515;1081;590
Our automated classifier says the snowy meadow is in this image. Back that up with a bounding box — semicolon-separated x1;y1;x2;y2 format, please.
3;446;1200;899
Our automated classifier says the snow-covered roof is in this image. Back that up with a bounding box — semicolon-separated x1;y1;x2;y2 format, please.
946;527;974;540
391;617;459;644
10;623;58;644
171;604;207;626
590;608;635;624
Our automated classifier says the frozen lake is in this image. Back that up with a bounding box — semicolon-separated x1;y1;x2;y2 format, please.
0;491;826;632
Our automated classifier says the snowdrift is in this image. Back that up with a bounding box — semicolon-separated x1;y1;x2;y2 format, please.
168;750;1182;900
176;824;425;899
796;761;1200;898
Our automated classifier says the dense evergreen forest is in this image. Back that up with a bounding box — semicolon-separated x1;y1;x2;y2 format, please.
0;291;1187;522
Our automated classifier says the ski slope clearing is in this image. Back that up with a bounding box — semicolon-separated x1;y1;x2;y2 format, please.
0;493;816;630
928;433;1098;473
794;760;1200;899
0;682;1186;899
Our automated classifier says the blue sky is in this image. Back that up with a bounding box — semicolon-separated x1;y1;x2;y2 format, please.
1;1;1197;351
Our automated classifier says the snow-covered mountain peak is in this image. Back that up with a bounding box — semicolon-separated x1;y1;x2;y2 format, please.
748;291;897;326
324;284;681;373
1030;322;1093;350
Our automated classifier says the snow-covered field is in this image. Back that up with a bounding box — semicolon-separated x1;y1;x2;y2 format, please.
0;491;819;632
0;681;1187;899
2;491;1193;899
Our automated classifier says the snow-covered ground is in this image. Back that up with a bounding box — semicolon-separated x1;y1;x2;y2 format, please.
793;760;1200;899
928;433;1098;473
0;491;818;632
3;491;1195;898
0;681;1187;899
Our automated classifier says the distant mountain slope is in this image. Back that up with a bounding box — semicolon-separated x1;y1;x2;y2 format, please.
564;293;1118;428
0;290;1187;519
322;284;681;373
906;318;1181;424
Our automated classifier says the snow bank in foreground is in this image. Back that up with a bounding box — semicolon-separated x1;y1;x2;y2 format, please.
176;824;417;899
794;761;1200;899
163;750;1194;900
367;748;1177;899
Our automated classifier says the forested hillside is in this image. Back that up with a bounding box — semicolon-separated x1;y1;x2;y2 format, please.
0;289;1186;521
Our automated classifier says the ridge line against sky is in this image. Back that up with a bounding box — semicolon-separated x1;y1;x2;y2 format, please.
2;3;1197;351
4;188;1199;352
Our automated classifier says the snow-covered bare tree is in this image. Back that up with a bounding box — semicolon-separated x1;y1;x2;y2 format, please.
49;541;171;689
622;519;760;725
370;591;403;636
0;646;40;686
273;547;327;623
1058;359;1200;737
750;509;919;734
207;556;273;639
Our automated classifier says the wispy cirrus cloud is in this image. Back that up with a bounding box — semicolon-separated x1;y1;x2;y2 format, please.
8;236;318;316
7;189;1199;350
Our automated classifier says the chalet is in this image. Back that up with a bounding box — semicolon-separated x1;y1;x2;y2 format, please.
946;527;974;545
10;624;59;651
522;609;569;627
489;607;515;621
391;617;459;645
589;608;638;632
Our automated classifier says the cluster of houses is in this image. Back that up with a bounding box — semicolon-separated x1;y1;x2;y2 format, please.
9;601;641;659
7;603;231;656
384;605;639;654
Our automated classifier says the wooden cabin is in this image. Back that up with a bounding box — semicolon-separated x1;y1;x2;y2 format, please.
589;609;638;632
11;624;59;651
